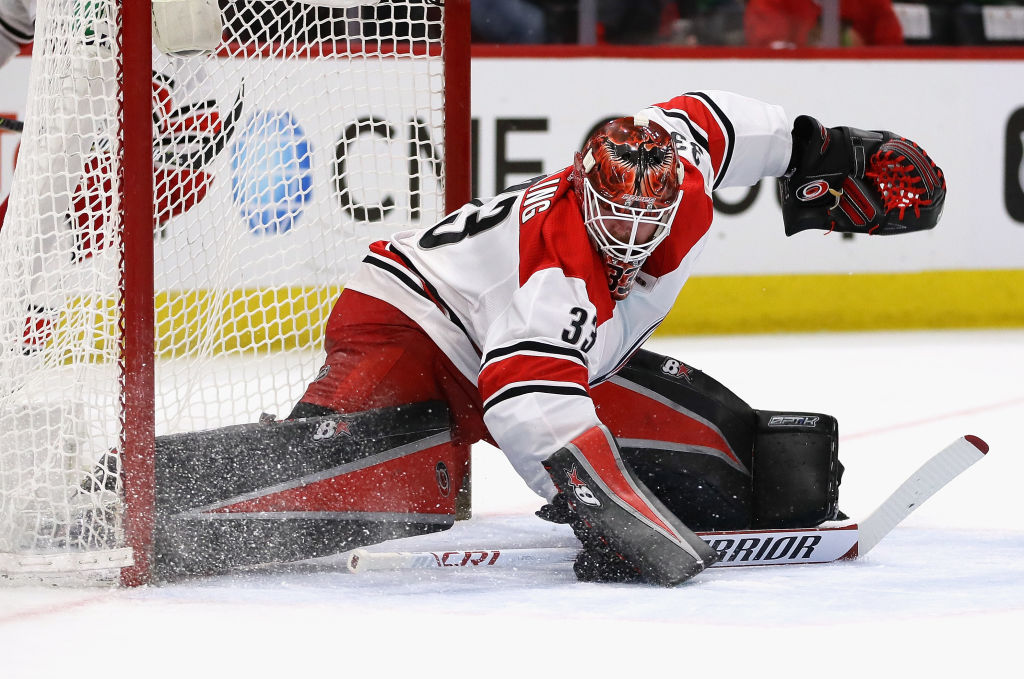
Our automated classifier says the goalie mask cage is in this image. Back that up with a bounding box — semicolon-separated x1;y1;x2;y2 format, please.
0;0;470;586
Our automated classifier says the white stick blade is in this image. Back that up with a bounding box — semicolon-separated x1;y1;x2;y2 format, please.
703;526;859;567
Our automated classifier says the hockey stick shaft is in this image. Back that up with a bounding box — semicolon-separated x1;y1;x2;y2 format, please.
856;434;987;554
346;435;987;574
0;117;23;133
348;547;578;573
347;525;860;573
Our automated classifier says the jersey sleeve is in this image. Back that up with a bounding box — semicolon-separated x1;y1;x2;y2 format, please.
641;90;793;191
0;0;34;68
478;269;603;499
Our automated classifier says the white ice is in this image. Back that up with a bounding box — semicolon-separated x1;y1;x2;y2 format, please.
2;329;1022;677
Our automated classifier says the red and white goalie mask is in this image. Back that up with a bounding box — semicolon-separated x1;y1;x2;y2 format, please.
573;114;684;300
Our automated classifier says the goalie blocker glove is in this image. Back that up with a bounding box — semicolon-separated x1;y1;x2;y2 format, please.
779;115;946;236
542;425;720;586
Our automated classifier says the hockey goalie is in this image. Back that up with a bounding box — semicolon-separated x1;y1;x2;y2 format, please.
116;89;944;585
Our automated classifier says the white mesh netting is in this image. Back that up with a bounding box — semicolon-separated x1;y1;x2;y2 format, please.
0;0;453;582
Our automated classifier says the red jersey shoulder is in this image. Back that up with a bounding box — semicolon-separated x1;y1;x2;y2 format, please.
517;168;616;322
654;93;731;180
642;157;714;277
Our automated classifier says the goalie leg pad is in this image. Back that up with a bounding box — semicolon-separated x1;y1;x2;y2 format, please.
543;425;720;586
294;289;490;453
751;410;843;529
583;350;845;531
590;349;757;530
153;401;468;580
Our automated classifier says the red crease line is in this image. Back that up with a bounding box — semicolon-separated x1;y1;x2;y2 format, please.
842;395;1024;441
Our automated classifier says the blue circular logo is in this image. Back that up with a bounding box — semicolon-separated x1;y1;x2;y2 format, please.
230;111;313;234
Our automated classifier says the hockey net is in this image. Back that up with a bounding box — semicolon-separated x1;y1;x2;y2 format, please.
0;0;469;585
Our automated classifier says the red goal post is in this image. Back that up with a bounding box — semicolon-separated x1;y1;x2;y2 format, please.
0;0;470;586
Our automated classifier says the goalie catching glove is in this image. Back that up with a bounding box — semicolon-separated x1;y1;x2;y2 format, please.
780;115;946;236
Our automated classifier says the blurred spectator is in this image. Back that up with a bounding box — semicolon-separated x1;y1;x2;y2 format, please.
471;0;548;43
745;0;904;48
598;0;666;44
470;0;669;46
663;0;746;45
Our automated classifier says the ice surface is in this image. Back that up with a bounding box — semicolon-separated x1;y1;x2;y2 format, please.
2;329;1022;677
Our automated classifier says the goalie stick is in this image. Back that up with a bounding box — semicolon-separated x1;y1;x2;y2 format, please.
0;116;23;133
345;434;988;574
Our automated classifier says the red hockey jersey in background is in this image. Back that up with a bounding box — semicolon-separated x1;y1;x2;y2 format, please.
745;0;904;48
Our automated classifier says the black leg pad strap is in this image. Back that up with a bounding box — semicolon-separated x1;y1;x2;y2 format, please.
751;411;843;529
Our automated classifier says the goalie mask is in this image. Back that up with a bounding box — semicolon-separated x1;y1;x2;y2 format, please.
573;114;684;300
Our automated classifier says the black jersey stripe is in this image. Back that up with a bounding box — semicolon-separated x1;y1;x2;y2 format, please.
386;244;482;356
482;383;590;414
482;340;586;367
362;254;435;305
684;92;735;190
0;17;33;43
659;109;710;156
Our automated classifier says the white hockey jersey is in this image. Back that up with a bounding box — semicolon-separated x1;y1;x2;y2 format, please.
347;90;792;498
0;0;33;68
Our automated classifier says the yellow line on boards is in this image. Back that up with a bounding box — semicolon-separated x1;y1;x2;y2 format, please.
43;270;1024;362
658;269;1024;335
